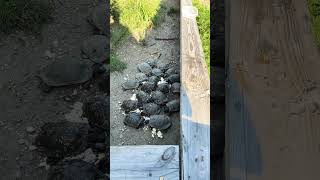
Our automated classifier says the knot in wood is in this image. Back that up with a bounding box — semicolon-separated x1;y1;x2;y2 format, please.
162;146;176;161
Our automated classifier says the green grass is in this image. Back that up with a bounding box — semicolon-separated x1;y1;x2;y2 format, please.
110;54;127;72
111;24;129;49
110;0;165;41
308;0;320;47
110;0;167;72
0;0;52;33
193;0;210;73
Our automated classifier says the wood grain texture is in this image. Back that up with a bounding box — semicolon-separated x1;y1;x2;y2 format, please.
226;0;320;180
110;145;179;180
180;0;210;179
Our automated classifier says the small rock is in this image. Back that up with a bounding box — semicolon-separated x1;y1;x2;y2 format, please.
26;126;35;134
29;145;37;151
44;50;55;59
17;139;25;145
53;40;59;48
39;161;50;170
63;96;72;102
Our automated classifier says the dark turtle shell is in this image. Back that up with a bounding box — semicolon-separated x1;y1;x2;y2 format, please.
156;62;169;72
122;80;139;90
167;74;180;83
121;100;139;113
48;159;102;180
165;99;180;113
135;73;148;83
124;112;143;128
39;58;92;87
143;103;161;116
136;91;152;104
149;76;160;84
151;91;168;105
152;68;163;77
146;58;157;67
149;115;172;130
171;82;180;94
35;122;89;164
141;81;156;93
165;67;179;76
81;35;108;63
82;95;109;128
157;83;170;93
138;62;152;75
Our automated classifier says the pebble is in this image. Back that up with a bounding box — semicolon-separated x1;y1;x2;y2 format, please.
64;96;72;102
44;50;55;59
39;161;50;170
29;145;37;151
17;139;25;145
72;89;78;96
26;126;35;134
53;40;59;48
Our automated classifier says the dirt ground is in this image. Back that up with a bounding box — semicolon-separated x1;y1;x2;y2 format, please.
0;0;107;179
110;0;180;146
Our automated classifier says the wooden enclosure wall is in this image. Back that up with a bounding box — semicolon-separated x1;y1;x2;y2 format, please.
180;0;210;179
226;0;320;179
110;145;179;179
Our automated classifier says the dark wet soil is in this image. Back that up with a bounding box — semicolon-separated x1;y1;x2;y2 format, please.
0;0;108;179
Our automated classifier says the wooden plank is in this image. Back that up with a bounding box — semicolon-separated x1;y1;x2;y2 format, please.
180;0;210;179
226;0;320;180
110;145;179;180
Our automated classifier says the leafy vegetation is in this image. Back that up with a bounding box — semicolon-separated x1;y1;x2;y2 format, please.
110;0;165;42
0;0;52;33
193;0;210;73
110;54;127;72
110;0;167;72
308;0;320;47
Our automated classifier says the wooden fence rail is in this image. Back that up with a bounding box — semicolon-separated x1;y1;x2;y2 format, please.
180;0;210;179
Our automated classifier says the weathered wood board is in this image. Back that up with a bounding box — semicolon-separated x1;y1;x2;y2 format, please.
180;0;210;179
226;0;320;180
110;145;179;180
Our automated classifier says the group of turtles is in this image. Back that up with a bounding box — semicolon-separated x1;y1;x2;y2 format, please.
120;59;180;131
35;95;109;179
38;3;109;92
34;3;109;180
